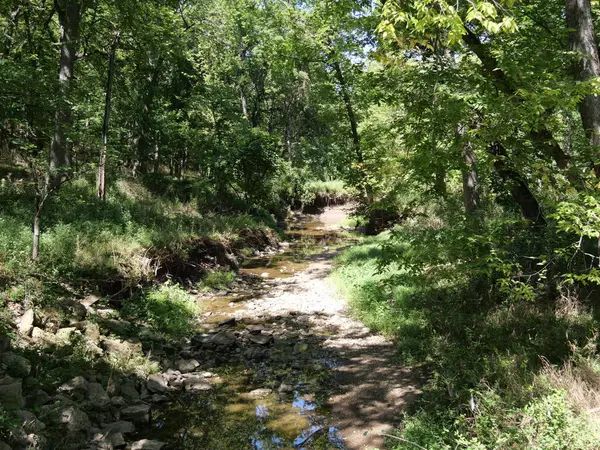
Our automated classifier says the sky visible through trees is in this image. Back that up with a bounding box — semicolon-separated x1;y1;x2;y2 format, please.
4;0;600;448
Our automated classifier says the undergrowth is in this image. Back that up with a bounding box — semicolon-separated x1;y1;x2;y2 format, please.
122;282;200;338
0;176;272;301
198;270;237;292
332;227;600;449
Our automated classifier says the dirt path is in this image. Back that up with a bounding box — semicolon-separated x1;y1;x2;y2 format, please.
222;206;423;450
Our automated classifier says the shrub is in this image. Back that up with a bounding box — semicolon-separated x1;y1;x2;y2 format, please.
199;270;236;291
122;282;200;338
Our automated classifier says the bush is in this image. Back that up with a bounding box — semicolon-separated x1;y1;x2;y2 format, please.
199;270;236;291
122;282;200;338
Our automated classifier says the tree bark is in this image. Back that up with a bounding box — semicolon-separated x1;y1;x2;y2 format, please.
32;196;42;260
153;142;160;174
135;62;161;175
434;168;447;197
459;124;481;217
565;0;600;170
49;0;81;188
240;87;249;119
332;59;373;203
490;143;546;227
97;33;119;201
462;142;481;216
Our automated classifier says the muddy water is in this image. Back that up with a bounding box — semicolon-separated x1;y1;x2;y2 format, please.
143;212;353;449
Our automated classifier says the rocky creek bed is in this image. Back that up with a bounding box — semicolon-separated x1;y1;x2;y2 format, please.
0;207;422;450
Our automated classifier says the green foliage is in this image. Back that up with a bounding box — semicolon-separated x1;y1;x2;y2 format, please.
122;282;200;338
0;177;271;297
334;213;600;448
199;270;237;291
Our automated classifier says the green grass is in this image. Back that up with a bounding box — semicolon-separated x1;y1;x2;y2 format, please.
306;180;348;197
332;232;600;449
198;269;237;291
0;176;273;301
122;282;200;338
302;179;353;207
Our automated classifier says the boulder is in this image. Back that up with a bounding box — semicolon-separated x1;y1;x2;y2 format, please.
99;319;132;336
120;403;150;424
58;376;89;397
151;394;168;403
30;327;52;344
217;318;236;329
17;410;46;433
87;383;111;409
60;406;91;432
278;383;294;394
69;320;87;330
208;331;236;348
102;421;135;435
58;298;87;321
248;334;273;346
28;389;51;407
246;324;264;334
247;388;273;398
85;322;102;342
101;338;142;356
176;359;200;373
91;431;126;450
2;353;31;378
138;327;162;342
110;396;126;408
0;377;25;408
146;374;168;393
18;309;35;336
0;335;10;353
119;379;139;400
131;439;167;450
82;295;101;309
183;377;212;392
9;430;46;450
55;327;78;343
22;376;40;391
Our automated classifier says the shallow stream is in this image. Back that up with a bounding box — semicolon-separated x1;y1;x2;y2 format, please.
139;212;354;449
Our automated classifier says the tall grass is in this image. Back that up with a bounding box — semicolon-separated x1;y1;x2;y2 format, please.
0;177;272;303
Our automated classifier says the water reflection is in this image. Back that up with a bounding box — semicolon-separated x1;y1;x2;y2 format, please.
133;212;352;449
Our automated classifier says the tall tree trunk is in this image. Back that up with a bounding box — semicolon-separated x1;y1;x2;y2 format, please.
332;59;373;203
153;142;160;174
49;0;81;188
97;33;119;201
240;87;249;119
434;168;447;197
490;143;546;227
285;115;293;161
135;64;160;175
3;6;21;57
462;140;481;217
458;124;481;217
565;0;600;171
32;194;42;260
